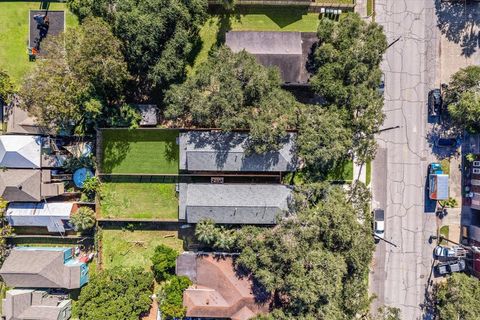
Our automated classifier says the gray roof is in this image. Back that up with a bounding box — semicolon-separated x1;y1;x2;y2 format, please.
179;131;297;172
179;183;293;224
226;31;317;84
0;248;85;289
6;202;74;233
2;289;71;320
135;104;158;126
0;170;41;202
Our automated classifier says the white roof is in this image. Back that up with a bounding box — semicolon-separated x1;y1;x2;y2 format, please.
0;135;42;168
6;202;73;217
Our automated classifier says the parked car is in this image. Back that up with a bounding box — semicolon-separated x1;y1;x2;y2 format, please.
435;137;459;148
434;245;456;259
435;259;466;276
428;89;442;116
373;208;385;240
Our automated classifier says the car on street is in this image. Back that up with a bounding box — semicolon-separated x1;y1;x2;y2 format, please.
373;208;385;240
435;259;466;276
435;137;459;148
428;89;442;116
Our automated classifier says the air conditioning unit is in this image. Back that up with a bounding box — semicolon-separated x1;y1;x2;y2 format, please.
473;161;480;167
473;168;480;174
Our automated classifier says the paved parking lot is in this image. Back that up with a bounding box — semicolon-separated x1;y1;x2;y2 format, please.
436;0;480;83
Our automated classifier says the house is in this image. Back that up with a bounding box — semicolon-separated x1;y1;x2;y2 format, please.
179;183;293;224
0;135;65;202
5;202;79;233
2;289;71;320
0;247;89;290
176;252;269;320
179;131;297;173
225;31;317;85
5;104;45;135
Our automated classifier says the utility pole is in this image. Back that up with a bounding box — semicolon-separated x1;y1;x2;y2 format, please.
373;233;398;247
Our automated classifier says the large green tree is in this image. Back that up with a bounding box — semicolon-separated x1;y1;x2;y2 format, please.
165;46;299;153
150;244;178;282
20;17;138;134
158;275;192;319
445;66;480;133
68;0;208;99
310;13;387;163
0;70;15;106
73;267;153;320
435;273;480;320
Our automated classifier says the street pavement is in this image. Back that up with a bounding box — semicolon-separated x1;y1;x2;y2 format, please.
370;1;439;319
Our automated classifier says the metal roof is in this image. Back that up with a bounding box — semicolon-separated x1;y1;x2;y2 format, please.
179;131;297;172
180;183;293;224
6;202;74;233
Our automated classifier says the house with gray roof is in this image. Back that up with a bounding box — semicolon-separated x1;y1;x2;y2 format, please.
179;183;293;224
179;131;297;173
0;169;64;202
2;289;71;320
226;31;317;85
0;247;89;290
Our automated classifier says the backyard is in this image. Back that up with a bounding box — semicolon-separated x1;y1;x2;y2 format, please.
101;229;184;270
0;1;78;84
100;129;179;174
189;6;321;72
100;182;178;220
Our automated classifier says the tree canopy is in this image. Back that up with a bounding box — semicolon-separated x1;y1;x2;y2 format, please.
150;244;178;282
20;17;139;134
0;70;15;106
310;13;387;163
158;275;192;319
445;66;480;133
435;273;480;320
71;207;96;232
165;46;299;153
73;267;153;320
67;0;208;99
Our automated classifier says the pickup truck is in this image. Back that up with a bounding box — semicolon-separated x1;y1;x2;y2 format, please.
435;259;466;276
428;163;449;200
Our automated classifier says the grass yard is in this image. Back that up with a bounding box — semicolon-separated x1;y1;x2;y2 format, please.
101;229;184;270
366;160;372;186
100;182;178;220
0;2;78;84
188;7;320;73
100;129;179;174
326;160;354;182
439;225;449;245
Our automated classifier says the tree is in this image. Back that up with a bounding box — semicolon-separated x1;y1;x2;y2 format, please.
73;267;153;320
71;207;96;232
195;219;218;245
20;17;137;134
151;244;178;282
165;46;298;153
445;66;480;133
0;70;15;106
158;275;192;319
434;273;480;320
82;176;102;202
310;13;387;163
68;0;208;99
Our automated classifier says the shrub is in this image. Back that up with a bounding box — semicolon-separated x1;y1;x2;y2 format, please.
71;207;96;232
151;245;178;282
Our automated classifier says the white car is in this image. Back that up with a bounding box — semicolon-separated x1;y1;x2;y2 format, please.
434;245;456;259
373;209;385;239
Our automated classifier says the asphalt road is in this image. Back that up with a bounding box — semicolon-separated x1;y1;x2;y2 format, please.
371;1;439;319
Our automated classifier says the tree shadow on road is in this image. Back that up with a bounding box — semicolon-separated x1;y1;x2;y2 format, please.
435;0;480;57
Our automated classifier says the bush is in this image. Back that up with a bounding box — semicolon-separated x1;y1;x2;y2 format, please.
151;245;178;282
82;176;101;201
71;207;96;232
159;276;192;320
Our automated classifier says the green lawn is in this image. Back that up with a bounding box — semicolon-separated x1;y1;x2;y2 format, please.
100;182;178;220
100;129;179;174
366;160;372;186
439;225;449;245
188;7;320;73
0;2;78;85
326;160;354;181
101;229;184;270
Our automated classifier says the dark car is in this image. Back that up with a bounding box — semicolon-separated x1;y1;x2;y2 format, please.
435;259;465;276
436;137;458;148
378;73;385;96
428;89;442;116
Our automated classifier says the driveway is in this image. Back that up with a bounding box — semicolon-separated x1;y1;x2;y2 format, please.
371;1;439;319
436;0;480;83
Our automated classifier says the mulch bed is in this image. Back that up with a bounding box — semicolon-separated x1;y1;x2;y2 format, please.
29;10;65;52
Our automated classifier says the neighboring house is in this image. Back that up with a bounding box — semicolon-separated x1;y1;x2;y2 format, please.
2;289;71;320
5;202;79;233
179;131;297;173
5;105;45;135
225;31;317;85
179;183;293;224
0;135;65;202
176;252;269;320
0;247;89;290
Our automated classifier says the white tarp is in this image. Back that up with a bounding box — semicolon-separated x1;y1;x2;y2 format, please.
0;135;42;168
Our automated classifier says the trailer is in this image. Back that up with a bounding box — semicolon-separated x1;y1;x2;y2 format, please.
429;163;449;200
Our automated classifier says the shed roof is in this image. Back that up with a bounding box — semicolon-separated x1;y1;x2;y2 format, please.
179;131;297;172
226;31;317;84
180;183;292;224
0;135;42;168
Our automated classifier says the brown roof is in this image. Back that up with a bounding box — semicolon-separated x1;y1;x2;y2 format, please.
177;253;269;320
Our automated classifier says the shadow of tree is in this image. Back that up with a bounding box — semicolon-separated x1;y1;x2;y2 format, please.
101;139;130;174
435;0;480;57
